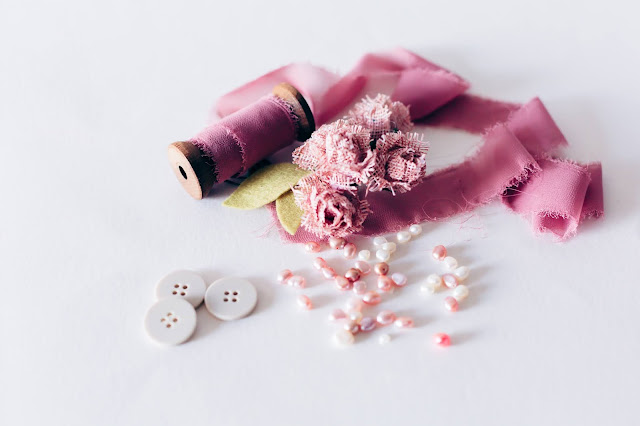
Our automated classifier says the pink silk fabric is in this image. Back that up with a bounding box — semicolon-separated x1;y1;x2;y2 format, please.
217;48;604;241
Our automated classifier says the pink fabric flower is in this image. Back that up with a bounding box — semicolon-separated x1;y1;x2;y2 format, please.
348;94;413;141
369;131;428;194
292;119;375;189
293;175;370;238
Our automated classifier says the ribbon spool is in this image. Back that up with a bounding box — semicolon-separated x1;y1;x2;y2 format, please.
168;83;315;199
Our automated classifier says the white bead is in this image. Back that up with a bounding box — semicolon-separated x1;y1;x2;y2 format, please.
373;236;387;247
409;224;422;236
358;250;371;261
348;311;363;323
453;266;470;281
376;249;391;262
452;284;469;301
396;231;411;243
381;242;396;253
443;256;458;270
378;333;391;345
420;274;442;294
334;329;355;345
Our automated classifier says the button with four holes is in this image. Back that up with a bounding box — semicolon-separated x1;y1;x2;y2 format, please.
156;270;206;308
205;277;258;320
144;298;197;345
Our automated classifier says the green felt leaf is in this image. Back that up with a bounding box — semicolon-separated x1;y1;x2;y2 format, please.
276;190;303;235
223;163;309;210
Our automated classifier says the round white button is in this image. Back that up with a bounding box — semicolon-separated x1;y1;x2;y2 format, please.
155;270;206;307
204;277;257;321
144;298;197;345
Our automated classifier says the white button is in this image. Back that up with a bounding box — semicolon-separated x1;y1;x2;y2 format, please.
205;277;257;321
155;270;206;307
144;298;197;345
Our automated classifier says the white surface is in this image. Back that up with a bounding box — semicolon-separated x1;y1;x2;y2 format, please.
155;269;206;307
204;277;258;321
144;298;197;346
1;0;639;425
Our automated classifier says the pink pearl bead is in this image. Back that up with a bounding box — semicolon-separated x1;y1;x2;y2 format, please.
313;257;328;270
444;296;459;312
394;317;414;328
305;241;322;253
277;269;293;284
343;320;360;334
442;273;459;289
321;266;337;280
345;297;363;312
328;309;346;322
432;245;447;261
376;310;396;326
359;317;377;332
297;295;312;310
377;275;394;292
329;236;346;250
344;268;361;283
362;291;381;306
373;262;389;276
335;276;353;291
343;243;357;259
354;260;371;275
391;272;407;287
288;275;306;289
352;280;368;295
433;333;451;347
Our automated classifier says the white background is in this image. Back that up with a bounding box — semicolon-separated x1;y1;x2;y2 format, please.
1;1;639;425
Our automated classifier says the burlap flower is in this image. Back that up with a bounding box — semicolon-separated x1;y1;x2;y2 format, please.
348;94;413;141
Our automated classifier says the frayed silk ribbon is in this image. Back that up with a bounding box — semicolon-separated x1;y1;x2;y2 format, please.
217;48;604;241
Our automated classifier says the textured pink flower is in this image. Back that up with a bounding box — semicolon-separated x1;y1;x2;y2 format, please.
293;175;370;238
292;119;375;189
348;94;413;141
369;131;428;194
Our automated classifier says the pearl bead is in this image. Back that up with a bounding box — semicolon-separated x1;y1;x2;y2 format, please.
452;284;469;301
442;273;459;289
334;329;354;345
376;310;396;326
373;236;387;247
373;262;389;276
353;280;368;295
444;296;459;312
362;291;381;305
409;224;422;235
313;257;328;270
304;241;321;253
433;333;451;347
354;260;371;275
381;242;396;253
343;320;360;334
426;274;442;288
443;256;458;270
335;276;352;291
344;268;361;282
394;317;414;328
345;297;363;312
432;245;447;261
288;275;306;289
359;317;377;332
391;272;407;287
377;275;394;292
348;311;363;323
396;231;411;243
453;266;470;281
328;309;346;322
358;250;371;261
297;294;312;310
329;236;346;250
376;249;391;262
343;243;357;259
277;269;293;283
378;333;391;345
321;266;337;280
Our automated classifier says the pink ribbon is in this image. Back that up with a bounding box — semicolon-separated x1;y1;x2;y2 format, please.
217;48;603;241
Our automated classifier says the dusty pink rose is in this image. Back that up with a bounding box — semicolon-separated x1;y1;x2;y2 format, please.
348;94;413;141
369;131;428;194
293;175;370;238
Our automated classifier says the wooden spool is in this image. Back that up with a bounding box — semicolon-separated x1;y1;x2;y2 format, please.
168;83;315;200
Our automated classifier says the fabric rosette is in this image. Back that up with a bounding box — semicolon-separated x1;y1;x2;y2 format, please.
347;94;413;141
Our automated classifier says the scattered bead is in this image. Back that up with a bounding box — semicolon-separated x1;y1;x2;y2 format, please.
334;329;355;345
409;224;422;236
373;262;389;276
359;317;377;332
391;272;408;287
444;296;459;312
358;250;371;261
288;275;306;289
442;273;459;289
335;276;353;291
453;266;470;281
378;333;391;345
344;268;361;282
329;236;346;250
397;231;411;243
433;333;451;347
373;236;387;247
376;249;391;262
376;310;396;326
313;257;328;270
432;245;447;261
321;266;337;280
421;274;442;294
362;291;382;306
353;280;368;295
328;309;346;322
381;242;396;253
394;317;414;328
304;241;321;253
277;269;293;284
343;320;360;334
377;275;394;292
345;297;363;312
343;243;357;259
297;295;312;310
354;260;371;275
348;311;363;323
443;256;458;270
452;284;469;301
